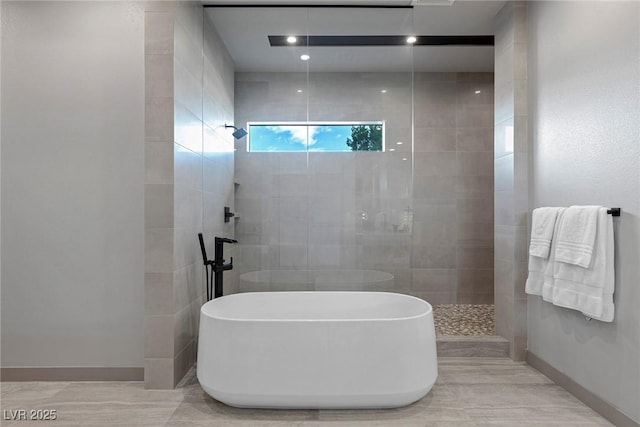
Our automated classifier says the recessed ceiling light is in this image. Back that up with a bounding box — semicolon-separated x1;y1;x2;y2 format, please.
396;141;403;145
406;36;417;44
402;157;408;161
475;90;482;94
300;54;310;61
389;148;396;152
297;89;303;93
381;89;387;93
287;36;297;44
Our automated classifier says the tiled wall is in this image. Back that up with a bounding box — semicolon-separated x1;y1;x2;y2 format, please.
234;72;493;304
493;1;529;361
414;72;495;304
234;72;413;292
144;1;235;389
144;0;176;389
201;10;238;296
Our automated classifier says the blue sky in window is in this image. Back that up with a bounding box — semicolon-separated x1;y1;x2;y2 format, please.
249;124;357;152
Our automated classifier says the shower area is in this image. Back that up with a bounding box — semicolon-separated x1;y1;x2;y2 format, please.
207;6;496;338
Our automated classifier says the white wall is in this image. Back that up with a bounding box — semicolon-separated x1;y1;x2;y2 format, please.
0;0;3;365
1;1;145;367
528;1;640;422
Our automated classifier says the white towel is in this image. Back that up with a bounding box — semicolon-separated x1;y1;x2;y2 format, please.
555;206;600;268
529;207;563;259
551;207;615;322
526;208;565;297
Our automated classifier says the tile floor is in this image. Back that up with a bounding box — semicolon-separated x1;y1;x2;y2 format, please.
0;358;612;426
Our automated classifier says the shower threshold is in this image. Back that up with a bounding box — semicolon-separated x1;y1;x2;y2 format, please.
432;304;509;357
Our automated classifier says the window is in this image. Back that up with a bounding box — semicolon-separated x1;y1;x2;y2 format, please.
247;122;385;152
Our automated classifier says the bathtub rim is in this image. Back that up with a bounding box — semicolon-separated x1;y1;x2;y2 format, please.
200;291;433;323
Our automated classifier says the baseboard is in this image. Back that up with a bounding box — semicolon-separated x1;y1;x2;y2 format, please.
1;367;144;382
526;350;639;427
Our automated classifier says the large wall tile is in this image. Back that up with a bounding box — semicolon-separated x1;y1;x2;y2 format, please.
146;142;174;184
146;184;174;228
146;98;175;143
458;268;494;294
174;23;204;90
174;186;202;231
457;293;493;304
145;11;174;55
145;54;174;99
414;152;458;177
456;81;495;106
414;128;456;152
145;273;174;315
458;221;494;248
174;59;203;121
456;127;493;152
412;291;456;305
411;269;457;292
457;198;494;223
457;105;495;128
145;315;175;358
174;304;194;357
173;263;199;313
458;247;494;269
174;1;202;52
144;358;174;390
308;245;342;268
458;151;494;176
414;80;458;105
456;175;493;198
145;228;174;274
412;245;457;269
416;103;457;127
173;340;195;388
174;103;203;155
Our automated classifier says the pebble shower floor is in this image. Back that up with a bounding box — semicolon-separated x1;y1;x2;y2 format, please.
433;304;495;336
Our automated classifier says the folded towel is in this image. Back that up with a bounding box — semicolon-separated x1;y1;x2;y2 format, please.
555;206;600;268
525;256;546;297
551;207;615;321
526;208;565;297
529;207;563;259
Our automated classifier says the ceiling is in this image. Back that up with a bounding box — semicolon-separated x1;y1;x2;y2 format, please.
204;1;506;72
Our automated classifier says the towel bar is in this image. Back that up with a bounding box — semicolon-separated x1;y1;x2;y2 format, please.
607;208;621;216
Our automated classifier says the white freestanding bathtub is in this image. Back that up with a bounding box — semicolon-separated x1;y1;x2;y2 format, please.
197;291;438;409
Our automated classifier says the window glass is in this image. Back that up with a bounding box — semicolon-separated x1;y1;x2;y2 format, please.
247;122;384;152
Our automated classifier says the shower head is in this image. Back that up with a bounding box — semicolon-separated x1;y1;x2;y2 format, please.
225;124;248;140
